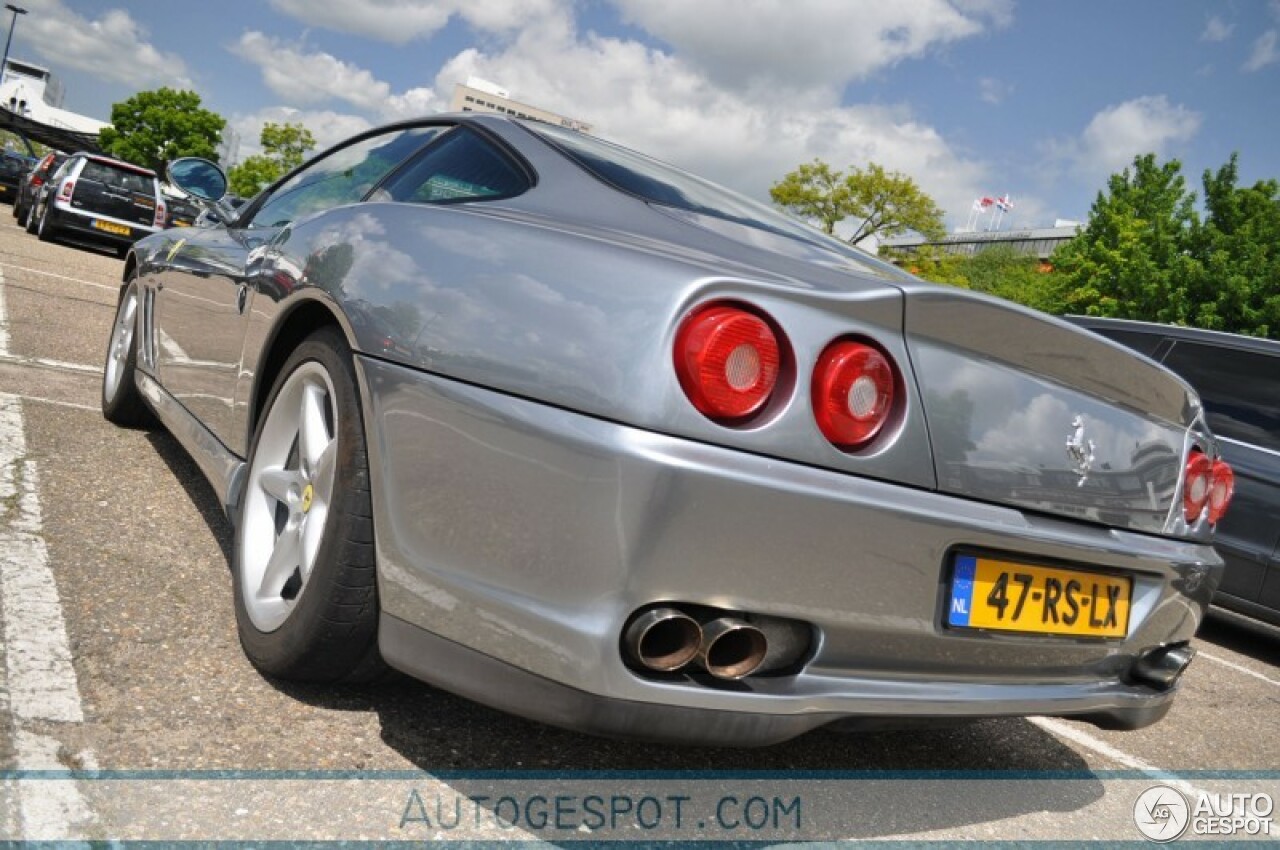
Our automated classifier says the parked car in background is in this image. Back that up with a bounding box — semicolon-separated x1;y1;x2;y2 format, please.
101;116;1232;745
1068;317;1280;627
0;151;37;206
31;152;166;258
13;151;66;227
161;185;201;228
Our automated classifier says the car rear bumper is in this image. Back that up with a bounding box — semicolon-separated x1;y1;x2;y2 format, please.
48;201;158;247
357;356;1222;745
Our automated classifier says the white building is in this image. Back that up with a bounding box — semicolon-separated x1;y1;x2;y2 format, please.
449;77;591;133
0;58;108;135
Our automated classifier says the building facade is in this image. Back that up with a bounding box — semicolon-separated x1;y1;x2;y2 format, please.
0;58;107;135
880;224;1081;269
449;78;591;133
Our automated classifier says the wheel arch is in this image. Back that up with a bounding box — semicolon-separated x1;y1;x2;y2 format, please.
248;294;361;444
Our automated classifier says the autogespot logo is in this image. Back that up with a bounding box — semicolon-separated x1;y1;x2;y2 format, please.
1134;785;1190;842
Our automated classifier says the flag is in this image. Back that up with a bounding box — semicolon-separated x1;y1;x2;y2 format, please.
972;196;995;212
995;194;1014;212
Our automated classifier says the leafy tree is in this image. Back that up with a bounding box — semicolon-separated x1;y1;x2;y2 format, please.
260;122;315;171
1051;154;1202;324
1052;152;1280;338
961;245;1068;315
228;122;317;198
99;88;226;173
771;158;945;246
1186;155;1280;336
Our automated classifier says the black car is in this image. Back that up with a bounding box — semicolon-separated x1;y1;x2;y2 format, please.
31;152;166;257
0;151;37;206
13;151;66;227
1069;316;1280;626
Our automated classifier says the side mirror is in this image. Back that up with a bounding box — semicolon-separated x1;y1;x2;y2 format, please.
166;157;228;203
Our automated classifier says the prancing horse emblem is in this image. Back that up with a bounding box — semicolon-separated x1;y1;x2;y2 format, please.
1066;415;1096;487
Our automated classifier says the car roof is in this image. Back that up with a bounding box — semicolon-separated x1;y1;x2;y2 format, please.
1065;315;1280;356
69;151;157;177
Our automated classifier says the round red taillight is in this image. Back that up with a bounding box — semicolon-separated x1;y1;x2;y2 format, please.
1182;450;1212;523
674;304;781;422
812;339;897;450
1207;459;1234;525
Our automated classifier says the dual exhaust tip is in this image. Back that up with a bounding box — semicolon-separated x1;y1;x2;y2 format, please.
624;607;768;680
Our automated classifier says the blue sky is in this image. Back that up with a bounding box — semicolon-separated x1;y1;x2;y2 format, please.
9;1;1280;232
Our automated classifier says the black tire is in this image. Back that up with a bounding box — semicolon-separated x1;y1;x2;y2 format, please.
24;200;38;234
12;199;23;220
232;325;385;683
101;280;155;427
37;202;58;243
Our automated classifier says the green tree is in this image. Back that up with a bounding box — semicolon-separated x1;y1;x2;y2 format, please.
771;158;945;246
1052;152;1280;338
1186;155;1280;337
99;88;226;173
961;245;1068;315
228;122;316;198
1051;153;1202;324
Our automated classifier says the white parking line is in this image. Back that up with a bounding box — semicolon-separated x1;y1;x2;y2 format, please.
0;261;117;293
0;351;101;374
1030;717;1201;798
0;268;97;838
1199;651;1280;689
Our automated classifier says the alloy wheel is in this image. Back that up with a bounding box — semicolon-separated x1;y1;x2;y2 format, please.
239;362;339;632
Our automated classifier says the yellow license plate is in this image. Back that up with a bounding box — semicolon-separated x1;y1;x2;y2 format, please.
947;554;1131;638
93;220;131;236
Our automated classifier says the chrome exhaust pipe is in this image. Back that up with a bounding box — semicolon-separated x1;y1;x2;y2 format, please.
624;608;702;672
699;618;768;680
1132;643;1195;690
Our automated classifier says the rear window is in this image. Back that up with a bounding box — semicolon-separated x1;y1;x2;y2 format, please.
1160;341;1280;453
79;160;155;195
525;121;894;276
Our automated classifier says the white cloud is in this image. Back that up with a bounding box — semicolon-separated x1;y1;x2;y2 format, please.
1201;15;1233;42
231;32;441;120
1044;96;1201;181
1243;30;1279;71
232;2;1015;229
16;0;190;91
434;14;996;229
268;0;564;45
611;0;1012;92
979;77;1013;104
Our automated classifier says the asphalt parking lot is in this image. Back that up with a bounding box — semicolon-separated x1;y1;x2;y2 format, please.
0;217;1278;843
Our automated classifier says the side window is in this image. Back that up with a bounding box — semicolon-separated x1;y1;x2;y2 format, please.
247;126;445;229
381;127;529;204
1161;341;1280;453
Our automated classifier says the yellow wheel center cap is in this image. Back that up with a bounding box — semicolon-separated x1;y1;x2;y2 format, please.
301;483;314;513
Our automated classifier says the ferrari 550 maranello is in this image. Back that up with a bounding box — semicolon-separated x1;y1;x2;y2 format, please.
101;114;1233;745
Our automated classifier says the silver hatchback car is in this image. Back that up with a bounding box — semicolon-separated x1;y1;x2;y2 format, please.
103;116;1231;745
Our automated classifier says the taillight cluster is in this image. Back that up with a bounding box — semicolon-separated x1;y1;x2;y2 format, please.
811;339;896;449
674;304;781;421
57;179;74;202
154;200;167;229
673;301;899;451
1183;448;1234;525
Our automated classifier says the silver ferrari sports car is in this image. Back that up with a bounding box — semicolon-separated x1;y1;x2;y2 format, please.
103;114;1233;745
